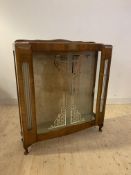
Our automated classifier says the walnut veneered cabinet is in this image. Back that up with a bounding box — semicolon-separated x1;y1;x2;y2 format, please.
13;40;112;154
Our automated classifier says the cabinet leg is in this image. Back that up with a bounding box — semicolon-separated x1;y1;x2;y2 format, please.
24;148;29;155
99;124;103;132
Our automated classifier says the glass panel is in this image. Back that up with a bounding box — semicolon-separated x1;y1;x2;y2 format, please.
93;51;101;113
33;52;97;134
100;59;109;112
22;63;32;130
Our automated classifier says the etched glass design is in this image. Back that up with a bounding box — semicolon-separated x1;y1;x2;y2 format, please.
33;52;96;134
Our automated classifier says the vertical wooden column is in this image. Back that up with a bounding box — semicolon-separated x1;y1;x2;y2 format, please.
15;42;37;151
95;45;112;127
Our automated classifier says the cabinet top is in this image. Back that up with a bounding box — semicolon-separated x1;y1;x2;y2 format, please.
14;39;112;52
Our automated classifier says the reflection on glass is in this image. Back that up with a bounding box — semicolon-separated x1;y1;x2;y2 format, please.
22;63;32;130
100;59;109;112
33;52;96;134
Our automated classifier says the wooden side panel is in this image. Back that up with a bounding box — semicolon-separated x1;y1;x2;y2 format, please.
15;43;37;149
95;46;112;126
13;50;23;135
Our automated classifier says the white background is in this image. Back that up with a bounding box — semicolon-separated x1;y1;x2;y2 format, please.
0;0;131;104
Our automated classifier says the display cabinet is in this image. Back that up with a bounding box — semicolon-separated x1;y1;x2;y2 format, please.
13;40;112;154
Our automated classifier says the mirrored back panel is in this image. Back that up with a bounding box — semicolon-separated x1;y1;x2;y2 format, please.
33;52;97;134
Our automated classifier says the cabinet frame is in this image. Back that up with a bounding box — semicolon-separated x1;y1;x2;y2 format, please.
14;40;112;154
